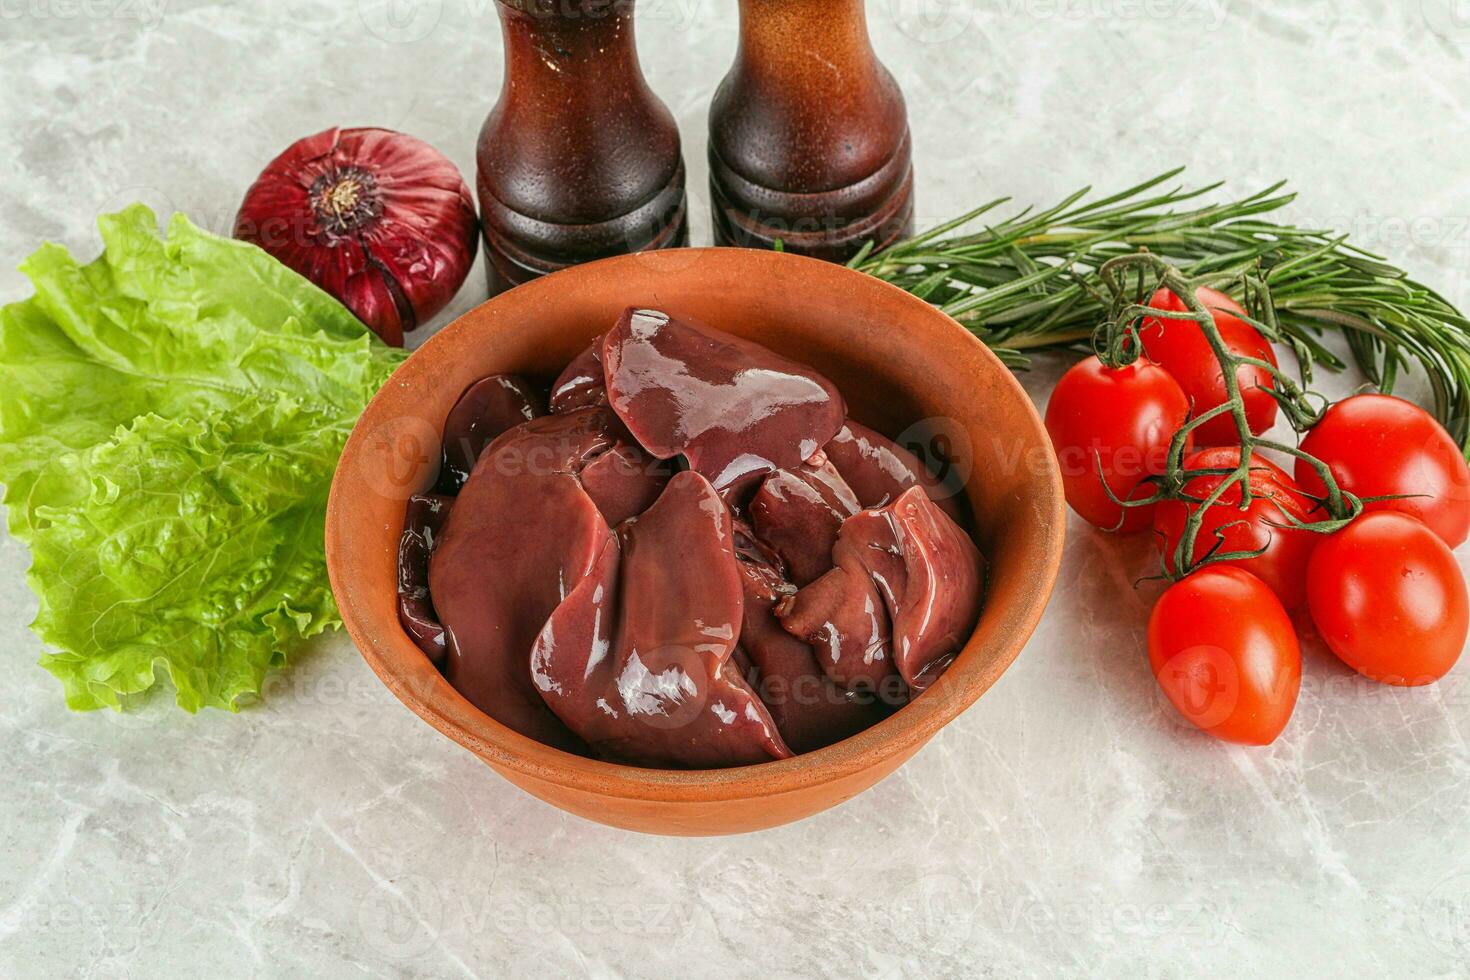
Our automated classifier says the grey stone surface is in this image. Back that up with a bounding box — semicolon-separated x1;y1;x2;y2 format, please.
2;1;1469;976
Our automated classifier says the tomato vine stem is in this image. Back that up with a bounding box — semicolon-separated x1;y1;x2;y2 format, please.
1087;253;1363;580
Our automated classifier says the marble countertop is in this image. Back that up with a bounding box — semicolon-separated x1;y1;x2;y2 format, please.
4;1;1470;976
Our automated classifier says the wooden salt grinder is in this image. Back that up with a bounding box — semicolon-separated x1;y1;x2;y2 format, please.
477;0;689;294
708;0;915;262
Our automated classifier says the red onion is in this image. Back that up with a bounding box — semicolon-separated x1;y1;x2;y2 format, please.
234;127;479;347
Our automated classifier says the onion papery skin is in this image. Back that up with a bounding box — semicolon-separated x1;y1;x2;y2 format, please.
234;127;480;347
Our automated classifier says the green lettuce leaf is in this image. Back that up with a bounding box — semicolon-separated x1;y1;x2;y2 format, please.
0;206;407;711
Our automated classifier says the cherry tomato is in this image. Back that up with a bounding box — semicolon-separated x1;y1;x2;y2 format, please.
1295;394;1470;548
1045;356;1192;532
1148;567;1301;745
1139;286;1279;447
1307;512;1468;686
1153;448;1316;608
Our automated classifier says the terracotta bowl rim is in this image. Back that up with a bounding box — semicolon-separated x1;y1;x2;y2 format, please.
326;247;1065;805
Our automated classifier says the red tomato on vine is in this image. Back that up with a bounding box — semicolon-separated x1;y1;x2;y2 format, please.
1139;287;1279;447
1295;393;1470;548
1307;512;1468;686
1153;448;1317;609
1045;356;1192;532
1148;567;1301;745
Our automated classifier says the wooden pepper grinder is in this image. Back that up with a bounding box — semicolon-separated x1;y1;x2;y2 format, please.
708;0;915;262
476;0;688;294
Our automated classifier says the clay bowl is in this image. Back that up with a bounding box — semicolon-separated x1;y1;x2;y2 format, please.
326;247;1064;836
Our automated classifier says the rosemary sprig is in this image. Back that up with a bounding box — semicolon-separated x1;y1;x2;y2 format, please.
855;170;1470;451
